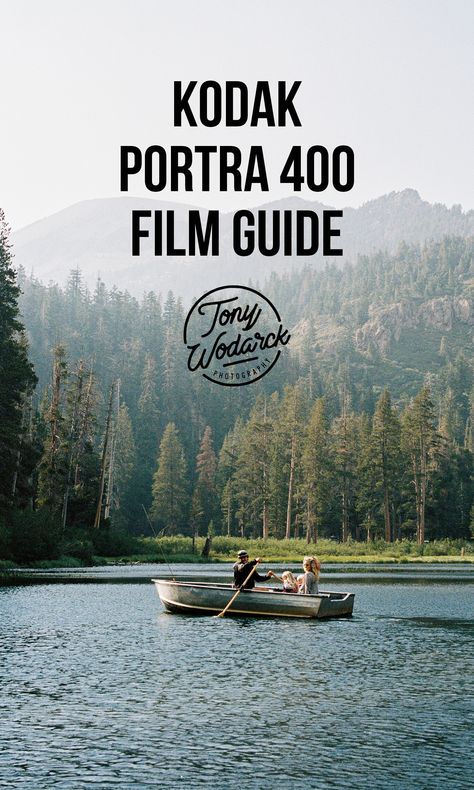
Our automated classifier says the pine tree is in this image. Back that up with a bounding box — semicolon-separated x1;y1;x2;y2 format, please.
331;385;359;542
191;426;218;535
276;384;307;539
232;399;273;539
401;386;439;544
354;414;376;540
301;398;332;543
268;395;289;538
151;423;189;533
61;359;86;529
112;403;137;529
0;210;36;511
135;354;161;516
37;345;68;513
370;390;402;542
217;423;240;537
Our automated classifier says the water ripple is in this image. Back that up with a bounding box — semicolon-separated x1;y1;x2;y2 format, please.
0;580;472;789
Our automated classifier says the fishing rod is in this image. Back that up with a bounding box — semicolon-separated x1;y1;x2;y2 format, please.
141;504;175;580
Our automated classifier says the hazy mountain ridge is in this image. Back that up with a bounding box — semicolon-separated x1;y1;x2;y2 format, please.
12;190;474;300
277;235;474;401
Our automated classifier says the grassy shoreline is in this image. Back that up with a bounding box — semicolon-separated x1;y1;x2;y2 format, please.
1;536;472;570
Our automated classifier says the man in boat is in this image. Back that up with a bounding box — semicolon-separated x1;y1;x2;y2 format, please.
233;550;274;589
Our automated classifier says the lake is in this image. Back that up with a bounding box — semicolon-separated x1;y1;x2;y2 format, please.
1;564;473;790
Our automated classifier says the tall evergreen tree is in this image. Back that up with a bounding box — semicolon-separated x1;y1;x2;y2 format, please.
331;386;359;542
191;426;218;535
356;413;379;540
301;398;332;543
401;386;439;544
0;210;36;511
217;422;240;537
135;354;161;517
370;390;402;542
233;399;273;539
37;345;68;514
112;403;137;529
276;384;307;539
151;423;189;533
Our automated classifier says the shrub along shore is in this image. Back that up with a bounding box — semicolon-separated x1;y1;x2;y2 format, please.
1;536;472;570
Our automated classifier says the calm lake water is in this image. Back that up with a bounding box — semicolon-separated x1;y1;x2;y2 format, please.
1;564;473;790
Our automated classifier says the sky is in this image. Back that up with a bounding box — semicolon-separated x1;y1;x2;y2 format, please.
1;0;473;230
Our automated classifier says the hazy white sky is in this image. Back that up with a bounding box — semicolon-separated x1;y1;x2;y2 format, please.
1;0;473;229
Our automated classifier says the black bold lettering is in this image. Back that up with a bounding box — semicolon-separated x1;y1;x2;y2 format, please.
258;211;280;256
144;146;167;191
307;146;329;191
296;211;319;255
250;82;275;126
323;210;343;255
278;81;302;126
154;211;162;255
174;81;197;126
167;211;186;256
170;147;193;191
225;81;248;126
189;211;219;255
220;147;242;191
195;146;217;191
244;147;269;191
131;211;151;256
120;146;142;191
283;210;292;255
233;210;255;256
200;81;222;127
333;146;355;192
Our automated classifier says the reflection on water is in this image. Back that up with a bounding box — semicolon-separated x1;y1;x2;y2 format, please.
0;571;472;789
4;561;474;585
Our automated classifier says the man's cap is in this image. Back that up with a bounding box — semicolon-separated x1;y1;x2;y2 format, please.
237;550;248;556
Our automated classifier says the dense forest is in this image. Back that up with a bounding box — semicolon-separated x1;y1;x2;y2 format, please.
1;206;473;562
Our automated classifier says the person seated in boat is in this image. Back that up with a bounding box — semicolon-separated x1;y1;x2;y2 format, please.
280;570;299;592
233;550;274;589
273;571;298;592
297;555;321;595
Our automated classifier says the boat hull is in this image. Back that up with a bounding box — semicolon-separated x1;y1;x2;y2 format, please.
152;580;354;619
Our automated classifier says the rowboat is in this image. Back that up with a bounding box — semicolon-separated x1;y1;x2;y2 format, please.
152;579;355;619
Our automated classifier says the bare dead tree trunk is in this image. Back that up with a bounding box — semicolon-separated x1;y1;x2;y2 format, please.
62;361;85;530
226;484;232;537
340;387;351;543
285;436;295;540
93;381;115;529
75;369;94;486
262;396;269;540
420;451;427;545
383;487;391;543
105;379;120;520
294;512;299;540
306;499;311;543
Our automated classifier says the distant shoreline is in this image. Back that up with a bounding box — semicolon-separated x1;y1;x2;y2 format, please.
1;554;473;573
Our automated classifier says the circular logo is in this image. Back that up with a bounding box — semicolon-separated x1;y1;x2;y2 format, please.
183;285;291;387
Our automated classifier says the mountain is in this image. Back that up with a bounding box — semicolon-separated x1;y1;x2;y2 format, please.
269;235;474;407
12;190;474;300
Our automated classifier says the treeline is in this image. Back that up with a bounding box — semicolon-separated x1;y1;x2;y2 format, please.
1;209;473;562
151;384;473;544
266;235;474;327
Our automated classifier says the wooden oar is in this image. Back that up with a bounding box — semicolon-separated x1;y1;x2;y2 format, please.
215;563;259;618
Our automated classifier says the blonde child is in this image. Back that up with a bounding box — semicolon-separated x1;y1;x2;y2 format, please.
281;570;299;593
